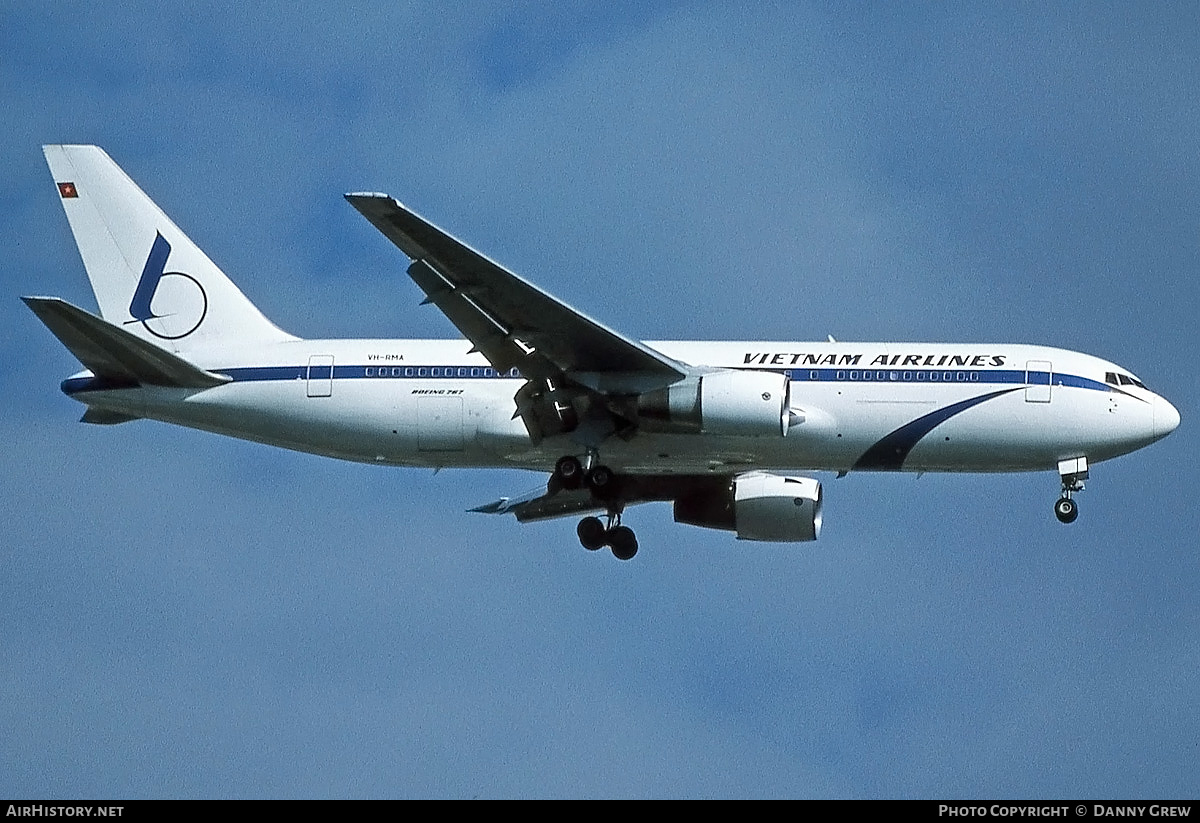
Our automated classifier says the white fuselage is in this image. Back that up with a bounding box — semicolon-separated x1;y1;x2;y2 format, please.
63;338;1178;477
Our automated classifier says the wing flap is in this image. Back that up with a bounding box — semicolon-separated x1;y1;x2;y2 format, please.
408;259;524;373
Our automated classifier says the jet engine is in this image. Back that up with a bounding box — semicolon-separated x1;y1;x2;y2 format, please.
637;370;791;436
673;472;822;542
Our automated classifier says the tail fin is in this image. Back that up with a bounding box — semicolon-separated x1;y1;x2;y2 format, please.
43;145;294;351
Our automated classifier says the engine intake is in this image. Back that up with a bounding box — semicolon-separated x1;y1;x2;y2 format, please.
638;370;791;436
674;472;822;542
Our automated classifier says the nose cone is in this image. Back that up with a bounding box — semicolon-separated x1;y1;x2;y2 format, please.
1153;394;1181;440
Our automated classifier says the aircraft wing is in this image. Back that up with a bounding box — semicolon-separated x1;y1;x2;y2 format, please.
469;484;606;522
470;474;729;523
344;193;689;395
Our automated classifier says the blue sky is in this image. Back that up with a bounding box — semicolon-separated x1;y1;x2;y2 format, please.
2;2;1197;798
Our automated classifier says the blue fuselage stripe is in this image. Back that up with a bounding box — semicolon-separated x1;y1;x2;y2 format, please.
217;365;1109;389
60;364;1117;396
785;367;1110;393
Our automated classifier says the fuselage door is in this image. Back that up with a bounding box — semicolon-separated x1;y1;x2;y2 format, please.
1025;360;1052;403
306;355;334;397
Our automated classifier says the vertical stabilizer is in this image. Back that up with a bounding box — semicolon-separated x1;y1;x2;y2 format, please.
43;145;295;351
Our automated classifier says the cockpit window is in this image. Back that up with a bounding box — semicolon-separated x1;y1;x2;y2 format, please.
1108;372;1149;390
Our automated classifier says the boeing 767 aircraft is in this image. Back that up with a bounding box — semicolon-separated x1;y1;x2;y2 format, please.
25;145;1180;559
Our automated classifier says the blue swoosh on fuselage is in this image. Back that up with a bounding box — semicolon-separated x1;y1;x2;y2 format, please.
853;388;1023;471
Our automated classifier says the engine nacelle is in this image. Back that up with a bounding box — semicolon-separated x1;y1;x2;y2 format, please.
637;370;791;436
674;472;822;542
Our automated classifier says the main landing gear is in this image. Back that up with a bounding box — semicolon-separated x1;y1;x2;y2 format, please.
577;512;638;560
1054;457;1088;524
552;453;636;560
550;455;619;498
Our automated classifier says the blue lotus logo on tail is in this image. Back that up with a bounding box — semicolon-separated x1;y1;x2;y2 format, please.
127;232;207;339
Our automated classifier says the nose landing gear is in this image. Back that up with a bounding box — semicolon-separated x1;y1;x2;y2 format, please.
1054;457;1088;524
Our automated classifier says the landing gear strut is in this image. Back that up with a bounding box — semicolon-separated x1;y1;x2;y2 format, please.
1055;457;1088;524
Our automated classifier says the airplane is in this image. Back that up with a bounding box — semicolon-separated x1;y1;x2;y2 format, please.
25;145;1180;560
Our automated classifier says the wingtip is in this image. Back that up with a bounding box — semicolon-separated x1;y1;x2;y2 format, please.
344;191;393;201
21;295;63;310
469;498;510;514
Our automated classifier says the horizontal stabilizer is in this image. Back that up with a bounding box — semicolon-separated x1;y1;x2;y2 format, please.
22;296;230;389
